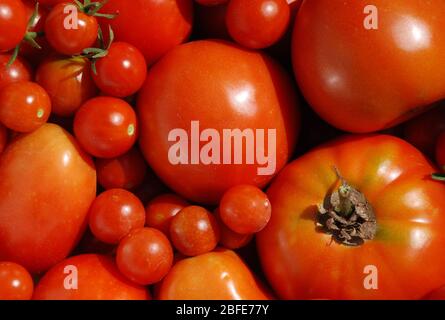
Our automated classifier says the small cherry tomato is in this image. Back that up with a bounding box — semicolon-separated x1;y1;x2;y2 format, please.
219;184;271;234
0;124;7;154
74;96;137;158
116;227;173;285
0;54;32;89
170;206;220;256
45;2;98;55
435;132;445;170
145;194;189;237
214;209;252;249
0;0;28;52
36;56;98;117
0;261;33;300
96;147;147;190
226;0;290;49
0;81;51;132
92;42;147;98
88;188;146;244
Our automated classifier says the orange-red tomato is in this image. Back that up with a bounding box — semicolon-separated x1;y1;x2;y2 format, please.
0;0;27;52
0;54;32;89
33;254;150;300
137;40;300;204
0;261;33;300
157;249;271;300
215;209;252;250
292;0;445;133
257;135;445;299
0;124;96;273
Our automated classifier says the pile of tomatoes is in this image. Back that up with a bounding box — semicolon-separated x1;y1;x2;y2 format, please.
2;0;445;301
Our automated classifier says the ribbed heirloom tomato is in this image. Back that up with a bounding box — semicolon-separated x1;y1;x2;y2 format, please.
292;0;445;133
257;135;445;299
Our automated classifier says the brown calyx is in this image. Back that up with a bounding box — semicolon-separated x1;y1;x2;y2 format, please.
316;167;377;246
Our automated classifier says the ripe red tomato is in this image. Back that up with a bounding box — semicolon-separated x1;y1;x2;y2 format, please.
96;147;147;190
45;2;98;55
435;132;445;169
257;135;445;299
214;209;252;249
100;0;193;66
89;189;146;244
33;254;150;300
74;96;137;158
137;40;300;204
0;124;96;273
37;0;66;7
36;56;98;116
145;194;189;237
116;228;173;285
0;0;27;52
170;206;220;256
0;54;32;89
157;249;271;300
219;184;271;234
226;0;290;49
0;81;51;132
0;124;7;154
0;261;33;300
92;42;147;98
292;0;445;133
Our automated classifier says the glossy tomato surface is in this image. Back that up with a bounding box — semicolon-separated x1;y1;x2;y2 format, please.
0;54;32;89
0;0;27;52
0;124;96;273
0;261;33;300
33;254;150;300
257;135;445;299
137;40;300;204
292;0;445;132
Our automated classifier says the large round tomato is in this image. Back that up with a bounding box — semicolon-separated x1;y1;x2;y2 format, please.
257;135;445;299
137;40;300;204
0;124;96;273
100;0;193;66
292;0;445;133
156;249;271;300
33;254;150;300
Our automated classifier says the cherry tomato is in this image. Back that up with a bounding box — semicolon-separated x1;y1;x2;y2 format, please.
36;56;98;117
214;209;252;249
74;96;137;158
170;206;220;256
0;54;32;89
0;81;51;133
92;42;147;98
33;254;150;300
45;2;98;55
116;227;173;285
145;194;189;237
0;124;96;273
0;261;33;300
89;189;146;244
0;124;7;154
0;0;27;52
435;132;445;169
226;0;290;49
96;147;147;190
100;0;193;66
195;0;228;5
219;184;271;234
137;40;300;205
157;249;271;300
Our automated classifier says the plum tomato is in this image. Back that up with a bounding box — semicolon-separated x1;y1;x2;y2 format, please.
36;56;98;117
92;42;147;98
145;194;190;237
0;81;51;133
116;227;173;285
0;54;32;89
74;96;137;158
219;184;271;234
226;0;290;49
170;206;220;256
0;261;33;300
96;147;147;190
0;0;27;52
88;189;146;244
214;209;252;249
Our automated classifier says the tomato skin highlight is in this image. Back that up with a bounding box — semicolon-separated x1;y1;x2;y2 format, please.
0;261;33;300
257;134;445;299
0;124;96;273
0;54;32;89
33;254;150;300
292;0;445;133
0;0;27;52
